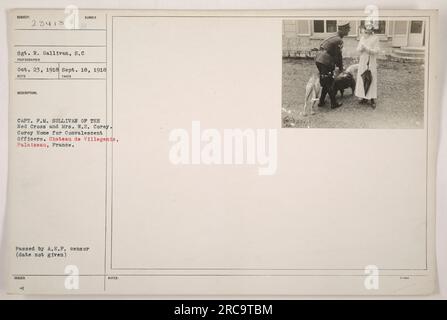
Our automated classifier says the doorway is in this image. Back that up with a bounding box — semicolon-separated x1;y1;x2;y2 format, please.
408;20;425;47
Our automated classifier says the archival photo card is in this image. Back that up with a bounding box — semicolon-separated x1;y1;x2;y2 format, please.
5;9;439;296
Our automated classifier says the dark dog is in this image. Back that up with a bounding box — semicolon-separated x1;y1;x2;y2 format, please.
334;64;358;98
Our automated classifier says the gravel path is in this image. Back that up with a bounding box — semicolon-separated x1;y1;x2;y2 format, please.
282;58;425;128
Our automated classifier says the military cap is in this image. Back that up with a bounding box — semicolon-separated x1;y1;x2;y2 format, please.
337;21;351;30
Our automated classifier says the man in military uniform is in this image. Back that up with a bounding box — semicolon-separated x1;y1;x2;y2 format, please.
315;22;351;109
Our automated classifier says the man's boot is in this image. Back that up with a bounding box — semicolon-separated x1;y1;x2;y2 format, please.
331;102;343;109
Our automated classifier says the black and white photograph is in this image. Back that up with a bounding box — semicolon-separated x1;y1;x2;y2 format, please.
282;19;427;128
1;5;444;300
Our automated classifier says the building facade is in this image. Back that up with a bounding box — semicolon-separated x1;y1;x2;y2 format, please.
282;20;426;61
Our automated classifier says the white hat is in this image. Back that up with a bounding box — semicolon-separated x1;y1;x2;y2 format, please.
337;20;351;30
364;20;377;30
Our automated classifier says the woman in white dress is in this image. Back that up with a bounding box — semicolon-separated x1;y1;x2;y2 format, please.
355;23;380;108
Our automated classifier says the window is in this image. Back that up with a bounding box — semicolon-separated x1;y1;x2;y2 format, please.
313;20;324;33
312;20;356;36
313;20;337;34
326;20;337;32
410;21;423;33
377;21;386;34
297;20;310;35
283;20;311;37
